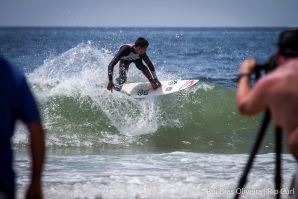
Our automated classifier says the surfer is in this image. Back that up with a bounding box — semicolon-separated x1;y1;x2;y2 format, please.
106;37;162;92
236;27;298;199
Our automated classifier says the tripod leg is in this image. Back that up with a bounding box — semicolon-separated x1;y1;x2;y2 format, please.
234;109;271;199
275;127;282;199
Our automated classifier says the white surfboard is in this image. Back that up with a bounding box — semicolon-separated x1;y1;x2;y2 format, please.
119;80;198;98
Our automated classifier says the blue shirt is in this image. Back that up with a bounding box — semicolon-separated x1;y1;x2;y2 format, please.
0;57;41;199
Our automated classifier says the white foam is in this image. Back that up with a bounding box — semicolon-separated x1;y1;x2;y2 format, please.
26;42;169;137
15;152;296;199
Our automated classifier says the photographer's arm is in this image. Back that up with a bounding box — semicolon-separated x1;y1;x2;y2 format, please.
236;58;269;115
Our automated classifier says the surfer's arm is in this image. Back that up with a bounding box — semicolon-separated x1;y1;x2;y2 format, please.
142;53;162;88
108;57;119;81
141;53;158;79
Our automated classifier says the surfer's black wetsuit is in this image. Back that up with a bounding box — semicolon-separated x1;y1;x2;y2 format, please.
107;44;158;90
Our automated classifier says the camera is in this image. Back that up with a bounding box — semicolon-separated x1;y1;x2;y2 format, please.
254;54;278;80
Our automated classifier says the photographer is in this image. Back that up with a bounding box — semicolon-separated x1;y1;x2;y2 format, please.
236;27;298;198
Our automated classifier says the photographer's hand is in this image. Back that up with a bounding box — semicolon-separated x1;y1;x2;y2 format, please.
239;58;256;74
236;58;268;115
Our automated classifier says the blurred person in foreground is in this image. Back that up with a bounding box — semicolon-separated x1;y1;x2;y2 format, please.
0;57;45;199
236;27;298;199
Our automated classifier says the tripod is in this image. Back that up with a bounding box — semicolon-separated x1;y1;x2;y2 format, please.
234;109;283;199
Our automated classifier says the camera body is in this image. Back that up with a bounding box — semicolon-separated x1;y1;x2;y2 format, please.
254;54;277;80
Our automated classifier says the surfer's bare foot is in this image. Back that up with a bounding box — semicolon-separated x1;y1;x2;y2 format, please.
150;80;159;90
154;79;162;88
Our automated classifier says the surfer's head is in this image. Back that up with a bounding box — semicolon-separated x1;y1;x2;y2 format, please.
277;27;298;58
134;37;149;55
135;37;149;48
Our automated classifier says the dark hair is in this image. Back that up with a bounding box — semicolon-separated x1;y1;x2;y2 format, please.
135;37;149;48
278;27;298;57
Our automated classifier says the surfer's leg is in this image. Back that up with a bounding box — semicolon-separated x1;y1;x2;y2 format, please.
115;61;130;91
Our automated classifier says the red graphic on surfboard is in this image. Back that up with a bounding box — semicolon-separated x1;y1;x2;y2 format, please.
179;80;196;90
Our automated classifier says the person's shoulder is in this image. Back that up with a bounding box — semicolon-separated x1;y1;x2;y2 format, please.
118;44;132;53
285;58;298;68
0;57;12;73
0;57;24;81
271;59;298;78
120;44;132;50
257;63;296;92
259;70;280;84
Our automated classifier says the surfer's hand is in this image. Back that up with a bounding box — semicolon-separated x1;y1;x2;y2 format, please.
107;81;114;92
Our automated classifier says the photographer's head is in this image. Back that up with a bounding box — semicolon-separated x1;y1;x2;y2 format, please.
276;27;298;65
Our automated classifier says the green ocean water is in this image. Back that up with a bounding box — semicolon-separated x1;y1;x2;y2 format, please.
15;81;280;155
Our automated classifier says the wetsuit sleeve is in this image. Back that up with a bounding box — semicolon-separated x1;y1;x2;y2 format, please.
108;45;131;81
141;53;155;71
141;53;158;79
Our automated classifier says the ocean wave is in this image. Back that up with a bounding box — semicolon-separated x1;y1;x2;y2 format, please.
14;42;279;154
